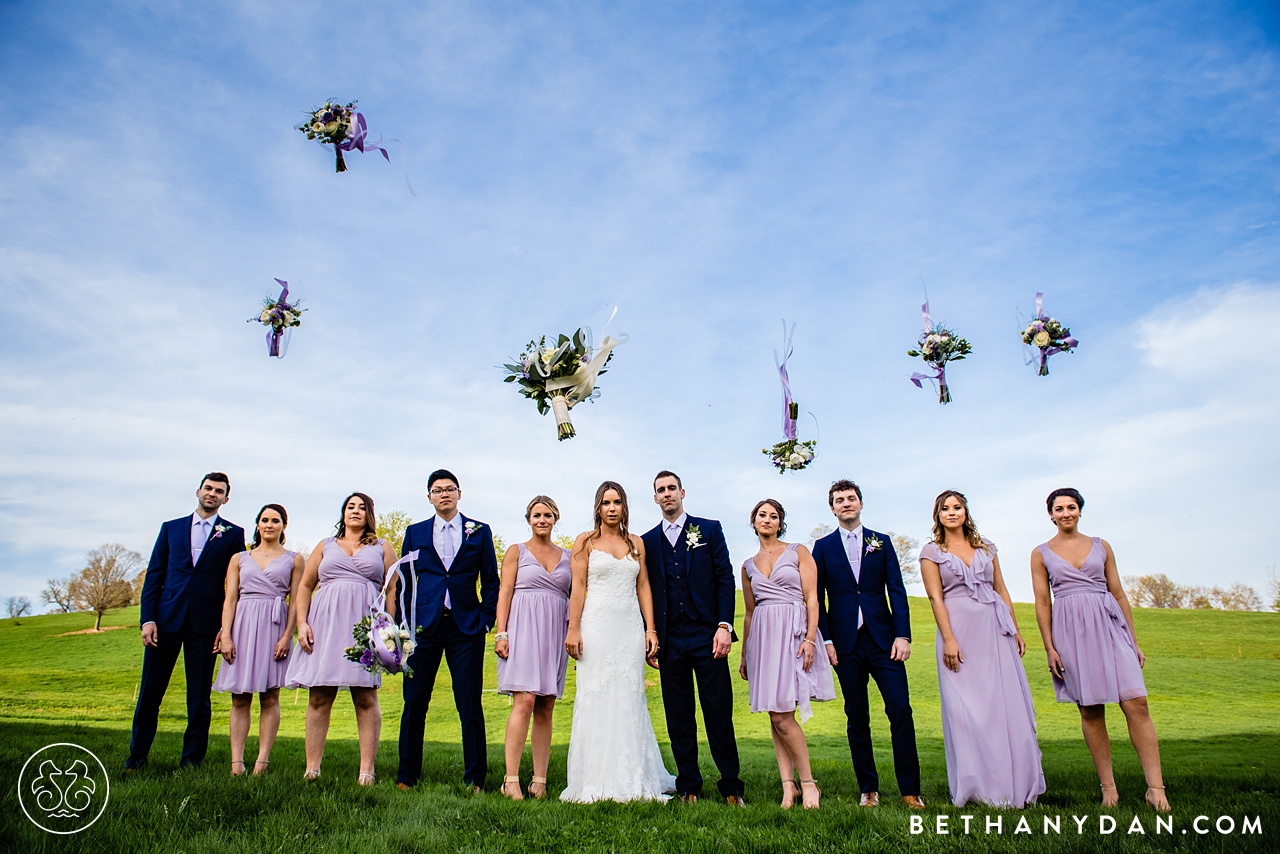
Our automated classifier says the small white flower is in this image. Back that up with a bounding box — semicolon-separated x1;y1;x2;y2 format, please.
788;452;806;467
402;641;415;654
1033;330;1051;347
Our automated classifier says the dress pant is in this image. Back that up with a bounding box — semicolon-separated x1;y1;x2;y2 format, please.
832;625;921;796
397;612;487;787
659;616;743;798
127;618;219;769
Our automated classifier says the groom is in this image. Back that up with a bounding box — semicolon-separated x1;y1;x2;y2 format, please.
814;479;924;808
128;472;245;770
642;471;745;805
396;469;500;792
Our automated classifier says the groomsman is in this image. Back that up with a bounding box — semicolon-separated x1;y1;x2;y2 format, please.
642;471;745;805
396;469;500;792
814;479;925;808
128;473;245;770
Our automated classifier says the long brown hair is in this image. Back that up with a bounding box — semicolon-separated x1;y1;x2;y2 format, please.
582;480;640;559
251;503;289;548
930;490;986;552
335;492;380;546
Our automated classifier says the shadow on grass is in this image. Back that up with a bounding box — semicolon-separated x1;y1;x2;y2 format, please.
0;721;1276;853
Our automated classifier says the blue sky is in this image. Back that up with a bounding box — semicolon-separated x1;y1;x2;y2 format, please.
2;1;1278;606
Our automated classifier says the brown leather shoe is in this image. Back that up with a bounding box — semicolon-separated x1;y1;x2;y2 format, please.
675;793;698;804
725;795;747;807
859;791;880;807
901;795;927;809
396;783;411;792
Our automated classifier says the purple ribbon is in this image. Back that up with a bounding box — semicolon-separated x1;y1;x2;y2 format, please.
909;300;946;392
267;278;289;359
774;321;797;440
1032;292;1078;373
368;550;420;671
341;113;416;196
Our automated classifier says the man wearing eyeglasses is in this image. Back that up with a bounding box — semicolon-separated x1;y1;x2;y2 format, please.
396;469;500;793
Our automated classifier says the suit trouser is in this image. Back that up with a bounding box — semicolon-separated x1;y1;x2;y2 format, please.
832;626;921;795
127;618;219;768
659;618;744;798
397;612;487;786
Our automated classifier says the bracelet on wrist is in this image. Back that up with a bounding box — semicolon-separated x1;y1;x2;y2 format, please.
801;639;816;648
645;630;658;635
494;632;509;641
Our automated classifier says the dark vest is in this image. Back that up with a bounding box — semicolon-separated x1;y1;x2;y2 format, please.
661;531;695;624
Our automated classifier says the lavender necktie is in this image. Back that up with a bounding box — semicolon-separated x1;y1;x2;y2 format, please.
440;521;455;610
845;531;862;629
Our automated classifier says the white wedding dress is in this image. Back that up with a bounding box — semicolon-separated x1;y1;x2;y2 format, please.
560;549;675;803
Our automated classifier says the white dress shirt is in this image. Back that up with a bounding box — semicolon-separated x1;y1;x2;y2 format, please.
435;515;462;610
191;512;219;565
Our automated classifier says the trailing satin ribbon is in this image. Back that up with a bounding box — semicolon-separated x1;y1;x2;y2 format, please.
775;321;798;440
909;301;951;402
1030;292;1078;375
267;278;290;359
365;551;420;672
341;113;416;196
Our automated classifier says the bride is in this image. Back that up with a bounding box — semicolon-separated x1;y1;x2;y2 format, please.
560;481;675;802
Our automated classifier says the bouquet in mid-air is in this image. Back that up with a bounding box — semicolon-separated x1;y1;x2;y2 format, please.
1020;292;1077;376
503;328;625;440
298;100;391;174
907;300;972;404
345;612;414;676
763;322;817;473
248;279;305;358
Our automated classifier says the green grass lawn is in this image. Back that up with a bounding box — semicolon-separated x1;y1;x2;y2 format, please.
1;601;1277;852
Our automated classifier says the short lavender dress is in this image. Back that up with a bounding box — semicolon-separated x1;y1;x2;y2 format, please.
285;538;387;690
922;542;1044;808
497;544;571;698
743;543;835;722
1039;538;1146;705
213;550;296;694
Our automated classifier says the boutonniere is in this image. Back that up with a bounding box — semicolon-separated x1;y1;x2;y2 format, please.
685;524;705;550
463;520;481;539
864;534;883;554
213;523;229;539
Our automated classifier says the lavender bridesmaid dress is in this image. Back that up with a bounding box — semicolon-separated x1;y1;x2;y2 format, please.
921;541;1045;808
213;551;296;694
742;543;835;722
285;538;386;690
1039;538;1146;705
497;544;572;697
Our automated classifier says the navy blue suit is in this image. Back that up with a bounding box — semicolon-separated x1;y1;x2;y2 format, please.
128;514;245;769
814;526;920;796
642;516;743;798
397;514;500;787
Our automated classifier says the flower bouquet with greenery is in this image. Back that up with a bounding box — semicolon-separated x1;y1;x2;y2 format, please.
299;101;358;172
1020;292;1077;376
502;328;625;440
908;301;972;404
345;612;414;676
248;279;305;358
763;322;817;473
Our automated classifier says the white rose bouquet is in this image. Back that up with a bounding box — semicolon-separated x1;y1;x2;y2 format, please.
502;328;625;440
1020;293;1077;376
763;322;817;473
907;300;972;404
299;101;357;172
248;279;305;359
345;612;415;676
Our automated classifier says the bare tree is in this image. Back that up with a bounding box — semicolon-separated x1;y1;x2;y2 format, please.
1184;585;1217;609
1123;574;1186;609
5;595;33;619
807;524;833;549
1265;566;1280;612
1215;582;1261;612
41;576;75;613
69;543;144;631
377;510;413;554
887;532;921;585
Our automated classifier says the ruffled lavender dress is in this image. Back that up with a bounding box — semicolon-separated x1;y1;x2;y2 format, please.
742;543;835;722
921;542;1044;807
497;544;571;697
285;538;386;690
1039;538;1146;705
214;550;296;694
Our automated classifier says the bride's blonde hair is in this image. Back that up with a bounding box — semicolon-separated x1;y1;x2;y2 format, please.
580;480;640;560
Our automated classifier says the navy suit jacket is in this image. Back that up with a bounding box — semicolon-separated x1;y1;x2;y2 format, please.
401;514;500;638
139;514;246;636
642;515;736;644
814;526;911;654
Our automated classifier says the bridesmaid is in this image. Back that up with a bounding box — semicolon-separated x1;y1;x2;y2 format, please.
919;491;1045;808
285;492;398;785
494;496;572;800
738;499;834;810
214;503;304;776
1031;487;1169;812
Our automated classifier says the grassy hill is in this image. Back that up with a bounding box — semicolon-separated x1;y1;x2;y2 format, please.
1;599;1277;852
